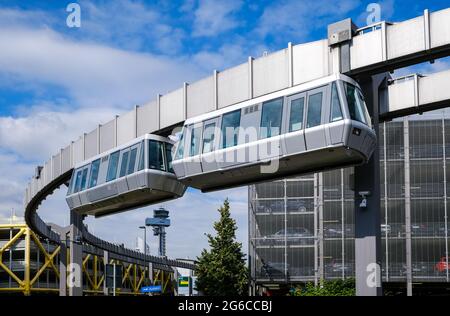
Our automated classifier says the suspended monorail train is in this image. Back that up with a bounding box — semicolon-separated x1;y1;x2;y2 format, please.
172;74;376;192
66;134;186;217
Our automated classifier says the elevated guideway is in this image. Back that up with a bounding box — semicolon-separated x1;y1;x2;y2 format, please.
21;8;450;290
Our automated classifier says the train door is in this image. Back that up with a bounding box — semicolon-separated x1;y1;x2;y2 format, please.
184;122;203;176
258;98;284;162
284;92;307;156
201;117;220;173
304;86;327;151
218;109;242;170
327;82;345;145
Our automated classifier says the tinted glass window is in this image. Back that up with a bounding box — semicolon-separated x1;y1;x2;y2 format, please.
202;122;216;153
106;151;120;182
345;82;369;125
260;98;283;139
80;168;88;191
190;126;202;156
138;141;145;171
68;170;76;195
88;159;101;188
73;169;83;193
330;82;343;122
165;143;174;173
175;129;185;159
221;110;241;149
119;150;129;178
149;140;165;171
306;92;323;128
127;147;137;175
289;97;304;132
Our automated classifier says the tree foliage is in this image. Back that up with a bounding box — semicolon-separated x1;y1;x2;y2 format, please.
292;278;355;296
195;199;248;296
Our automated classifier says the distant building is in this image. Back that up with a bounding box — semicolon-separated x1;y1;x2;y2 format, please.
248;110;450;295
134;236;150;255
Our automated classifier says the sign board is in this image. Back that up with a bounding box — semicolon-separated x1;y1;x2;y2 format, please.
146;218;170;227
178;276;189;287
141;285;162;293
105;264;123;288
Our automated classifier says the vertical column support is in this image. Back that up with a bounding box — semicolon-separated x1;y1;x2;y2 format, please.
442;115;449;282
24;228;31;296
313;175;318;286
283;179;288;281
69;210;83;296
103;251;109;296
318;173;324;284
354;74;387;296
341;168;345;279
248;56;254;99
59;236;67;296
424;9;431;51
287;42;293;87
156;94;161;130
213;70;219;110
403;118;413;296
183;82;188;120
383;122;390;280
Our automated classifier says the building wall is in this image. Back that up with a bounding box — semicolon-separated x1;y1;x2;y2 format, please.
248;111;450;288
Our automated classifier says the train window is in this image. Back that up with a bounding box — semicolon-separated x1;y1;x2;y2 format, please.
80;168;88;191
175;129;185;159
221;110;241;148
202;122;216;153
68;171;76;194
127;147;138;175
119;150;130;178
88;159;101;188
289;97;305;132
330;82;343;122
149;140;165;171
260;98;283;139
106;151;120;182
138;141;145;171
344;82;369;125
189;126;202;156
165;143;174;173
306;92;323;128
73;169;83;193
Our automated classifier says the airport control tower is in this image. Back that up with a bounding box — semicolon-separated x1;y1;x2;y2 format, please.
145;207;170;257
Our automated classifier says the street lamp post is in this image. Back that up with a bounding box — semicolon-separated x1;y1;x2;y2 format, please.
139;226;147;285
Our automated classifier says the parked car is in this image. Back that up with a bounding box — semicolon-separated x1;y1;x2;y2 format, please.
260;262;287;278
286;199;308;212
435;257;450;273
411;223;436;237
256;200;284;213
262;228;313;246
381;224;391;234
326;259;353;275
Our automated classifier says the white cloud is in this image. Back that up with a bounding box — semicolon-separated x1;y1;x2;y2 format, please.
0;27;205;109
192;0;243;37
0;105;122;161
256;0;358;43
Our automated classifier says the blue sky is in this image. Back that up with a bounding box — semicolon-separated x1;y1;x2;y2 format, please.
0;0;449;259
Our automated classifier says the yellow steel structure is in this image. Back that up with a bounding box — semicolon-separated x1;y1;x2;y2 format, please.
0;221;176;296
0;223;60;295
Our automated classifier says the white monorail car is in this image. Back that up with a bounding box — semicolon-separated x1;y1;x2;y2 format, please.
66;134;186;217
172;74;376;192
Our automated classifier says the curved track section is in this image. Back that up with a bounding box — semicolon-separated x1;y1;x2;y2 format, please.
24;168;195;270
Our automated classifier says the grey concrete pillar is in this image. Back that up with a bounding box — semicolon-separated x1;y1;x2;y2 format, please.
354;74;389;296
68;210;83;296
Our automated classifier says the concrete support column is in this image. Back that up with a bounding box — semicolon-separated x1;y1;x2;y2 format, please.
69;210;83;296
59;240;67;296
354;74;388;296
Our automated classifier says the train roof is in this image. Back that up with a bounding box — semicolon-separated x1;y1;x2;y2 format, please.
183;73;359;126
73;133;172;169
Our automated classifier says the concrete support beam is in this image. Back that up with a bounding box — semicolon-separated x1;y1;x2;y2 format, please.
354;74;388;296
